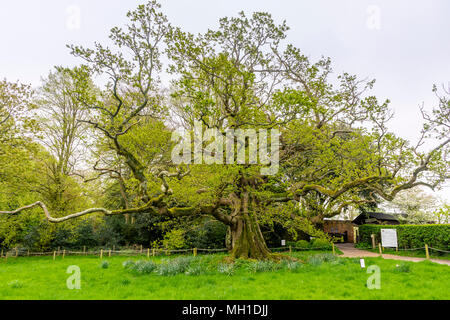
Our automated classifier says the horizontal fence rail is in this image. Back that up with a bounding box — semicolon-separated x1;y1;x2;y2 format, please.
354;245;449;252
3;244;446;261
0;245;333;260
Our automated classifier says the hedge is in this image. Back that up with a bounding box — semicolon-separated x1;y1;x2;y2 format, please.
358;224;450;250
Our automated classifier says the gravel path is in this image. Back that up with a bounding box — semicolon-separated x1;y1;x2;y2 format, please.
335;243;450;266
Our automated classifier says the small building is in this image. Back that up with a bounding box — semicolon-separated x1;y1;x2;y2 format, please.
323;219;355;243
352;212;406;225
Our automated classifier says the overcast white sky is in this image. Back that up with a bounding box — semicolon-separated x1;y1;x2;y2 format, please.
0;0;449;201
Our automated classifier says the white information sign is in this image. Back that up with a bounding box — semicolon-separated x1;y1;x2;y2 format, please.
281;240;286;246
380;229;398;248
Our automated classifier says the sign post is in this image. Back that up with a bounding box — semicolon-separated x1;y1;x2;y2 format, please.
380;229;398;249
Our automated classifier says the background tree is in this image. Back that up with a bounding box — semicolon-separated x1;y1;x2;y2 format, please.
434;204;450;224
384;187;438;224
34;68;93;216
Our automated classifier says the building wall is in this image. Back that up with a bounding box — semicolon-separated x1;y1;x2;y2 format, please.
323;220;355;243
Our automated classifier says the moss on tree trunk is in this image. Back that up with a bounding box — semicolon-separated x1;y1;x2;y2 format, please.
229;212;272;260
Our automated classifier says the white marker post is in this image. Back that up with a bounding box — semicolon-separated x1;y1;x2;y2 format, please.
360;258;366;268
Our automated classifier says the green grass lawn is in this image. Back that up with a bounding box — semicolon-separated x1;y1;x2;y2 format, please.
0;251;448;300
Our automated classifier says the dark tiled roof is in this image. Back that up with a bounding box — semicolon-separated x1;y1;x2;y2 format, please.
367;212;400;221
352;212;406;224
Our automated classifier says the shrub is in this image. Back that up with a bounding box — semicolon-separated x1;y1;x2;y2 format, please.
358;224;450;250
311;238;332;250
95;219;124;248
295;240;310;249
73;219;98;248
100;261;109;269
185;219;227;249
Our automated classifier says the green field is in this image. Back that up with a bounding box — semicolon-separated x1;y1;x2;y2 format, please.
0;251;448;300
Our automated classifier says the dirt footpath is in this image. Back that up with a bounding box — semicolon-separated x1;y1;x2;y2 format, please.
335;243;450;266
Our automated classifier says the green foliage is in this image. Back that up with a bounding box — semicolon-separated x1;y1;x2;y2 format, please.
295;240;310;249
434;205;450;224
185;219;227;249
100;261;109;269
358;224;450;250
311;238;332;249
162;229;187;250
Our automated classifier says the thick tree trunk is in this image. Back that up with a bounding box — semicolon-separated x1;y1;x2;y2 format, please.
229;212;271;260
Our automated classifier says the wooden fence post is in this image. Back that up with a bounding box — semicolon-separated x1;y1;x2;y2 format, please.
371;234;375;249
62;249;66;259
425;244;430;260
140;245;143;254
53;251;56;261
109;250;112;257
27;250;30;257
147;248;150;258
83;246;86;255
152;249;156;257
289;245;292;254
378;243;382;256
193;248;197;257
100;249;103;259
1;249;3;258
15;248;18;258
332;242;335;255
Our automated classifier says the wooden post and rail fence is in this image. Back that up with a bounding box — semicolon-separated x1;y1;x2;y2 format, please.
1;241;445;261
